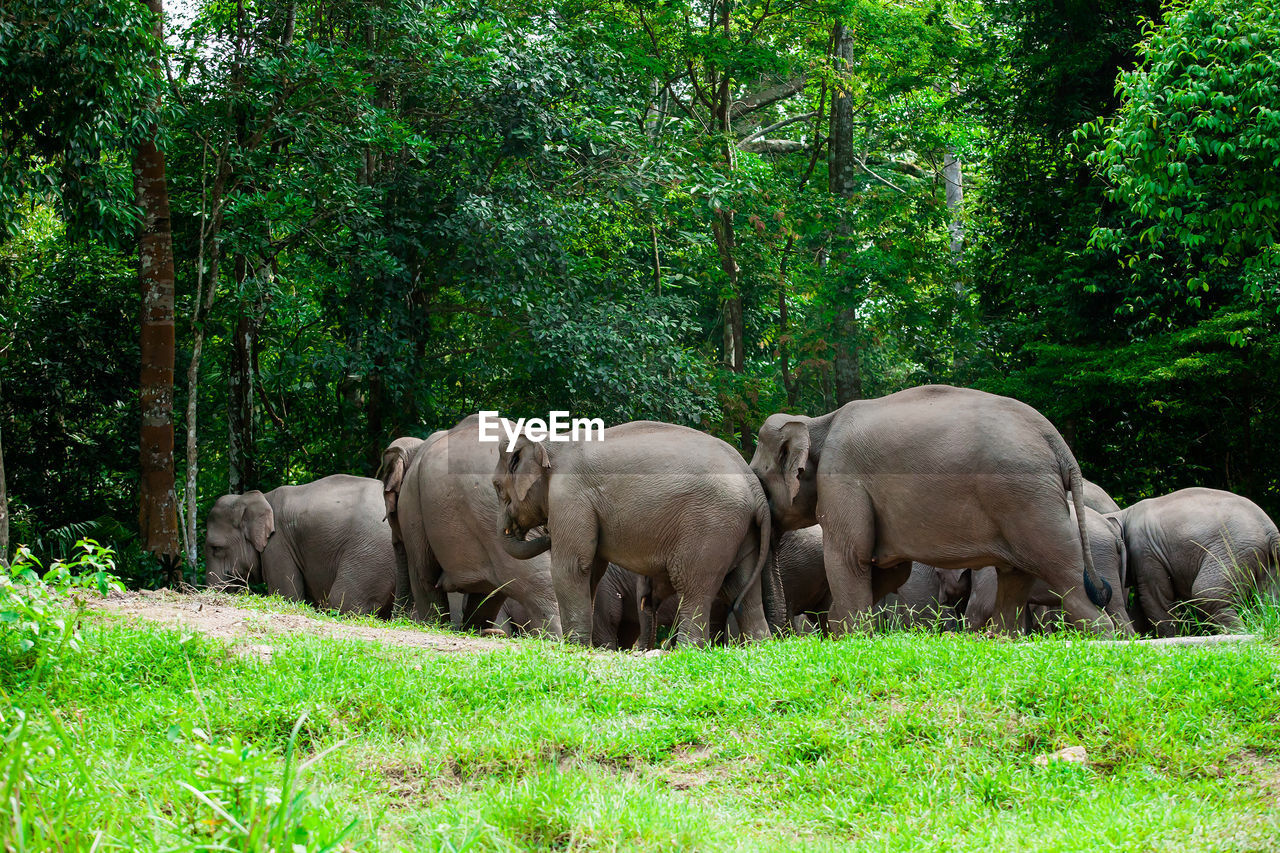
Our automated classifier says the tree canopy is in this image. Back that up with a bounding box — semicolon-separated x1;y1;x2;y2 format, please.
1;0;1277;580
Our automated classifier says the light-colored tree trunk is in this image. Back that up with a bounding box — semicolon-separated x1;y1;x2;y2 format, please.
136;0;183;585
943;148;963;261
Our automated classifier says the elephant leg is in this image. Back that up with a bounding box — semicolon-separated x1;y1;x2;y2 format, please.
821;496;876;636
992;568;1035;635
720;551;771;643
963;567;998;630
1007;525;1113;635
392;540;413;618
591;579;624;649
1136;565;1179;638
548;553;597;645
461;591;507;632
409;544;449;626
1190;563;1245;634
674;588;718;647
636;576;657;651
1104;588;1137;636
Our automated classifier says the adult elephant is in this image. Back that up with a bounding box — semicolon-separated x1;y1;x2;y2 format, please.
382;414;561;633
948;505;1133;634
378;435;434;615
205;475;395;616
494;421;780;645
1108;487;1280;635
749;385;1114;635
1078;479;1122;514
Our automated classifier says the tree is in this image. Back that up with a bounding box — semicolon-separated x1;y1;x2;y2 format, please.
1086;0;1280;308
135;0;182;584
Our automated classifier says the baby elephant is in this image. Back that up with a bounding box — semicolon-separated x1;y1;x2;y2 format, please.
205;474;396;616
1109;487;1280;635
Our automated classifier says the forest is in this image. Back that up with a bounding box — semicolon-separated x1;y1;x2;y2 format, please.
3;0;1279;583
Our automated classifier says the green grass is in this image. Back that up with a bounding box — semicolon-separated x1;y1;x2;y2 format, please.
3;601;1279;851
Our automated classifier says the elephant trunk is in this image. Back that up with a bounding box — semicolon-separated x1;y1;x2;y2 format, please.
497;510;551;559
392;540;413;618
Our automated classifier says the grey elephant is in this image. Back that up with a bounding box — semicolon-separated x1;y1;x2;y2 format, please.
382;414;561;633
774;525;924;632
494;420;780;645
378;435;434;615
1078;479;1122;514
1108;487;1280;635
951;504;1132;633
591;564;657;649
874;563;965;631
749;385;1115;635
205;474;395;616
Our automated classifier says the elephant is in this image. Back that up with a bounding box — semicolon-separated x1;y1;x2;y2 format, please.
494;420;781;645
591;564;657;649
490;565;665;647
749;384;1116;636
773;525;928;632
1107;487;1280;635
381;414;561;633
204;474;395;616
874;563;965;631
1078;479;1122;514
378;435;433;615
944;505;1133;634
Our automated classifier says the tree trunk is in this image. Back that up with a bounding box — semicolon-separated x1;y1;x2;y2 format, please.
0;381;8;567
228;257;260;493
828;22;862;406
135;0;182;585
943;148;963;260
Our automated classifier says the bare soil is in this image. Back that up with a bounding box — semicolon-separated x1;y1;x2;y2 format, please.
80;589;505;656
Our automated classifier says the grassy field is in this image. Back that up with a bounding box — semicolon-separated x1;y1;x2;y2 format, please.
3;595;1279;852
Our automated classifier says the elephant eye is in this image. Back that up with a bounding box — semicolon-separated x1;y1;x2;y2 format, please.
509;451;521;472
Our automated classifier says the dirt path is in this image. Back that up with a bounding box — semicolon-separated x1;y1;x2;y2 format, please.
82;589;506;656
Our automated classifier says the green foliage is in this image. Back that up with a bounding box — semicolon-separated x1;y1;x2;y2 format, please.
0;539;122;669
0;0;158;243
173;714;358;852
1086;0;1280;305
0;207;139;548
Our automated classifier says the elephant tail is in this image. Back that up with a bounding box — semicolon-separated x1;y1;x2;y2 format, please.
1055;437;1112;609
731;479;783;631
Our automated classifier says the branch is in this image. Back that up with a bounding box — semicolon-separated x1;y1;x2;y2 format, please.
852;154;906;193
738;112;817;145
728;75;806;121
738;139;809;155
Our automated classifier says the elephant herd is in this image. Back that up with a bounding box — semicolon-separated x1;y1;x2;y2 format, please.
204;385;1280;644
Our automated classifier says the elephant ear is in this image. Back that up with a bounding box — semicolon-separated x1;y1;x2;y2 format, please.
779;419;811;502
512;436;551;504
239;491;275;552
378;439;419;516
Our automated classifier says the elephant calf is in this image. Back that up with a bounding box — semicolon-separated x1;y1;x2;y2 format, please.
205;474;396;616
1109;487;1280;635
